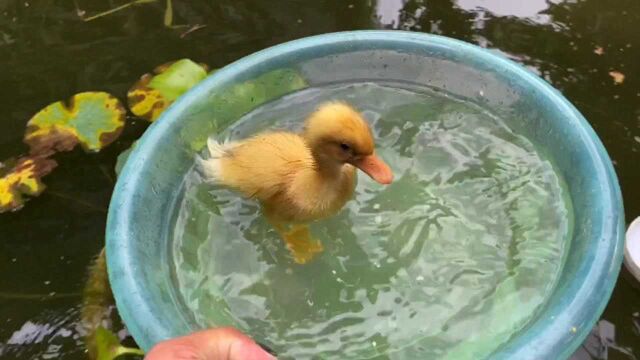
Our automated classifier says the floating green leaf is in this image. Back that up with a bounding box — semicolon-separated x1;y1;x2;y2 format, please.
0;156;57;213
182;68;308;151
128;59;209;122
24;92;126;154
95;326;144;360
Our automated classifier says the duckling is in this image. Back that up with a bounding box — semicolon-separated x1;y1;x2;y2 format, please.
200;101;393;263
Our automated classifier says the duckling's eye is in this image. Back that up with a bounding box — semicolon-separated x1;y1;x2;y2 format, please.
340;143;351;151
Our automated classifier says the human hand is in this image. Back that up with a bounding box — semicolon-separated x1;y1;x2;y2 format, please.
145;327;276;360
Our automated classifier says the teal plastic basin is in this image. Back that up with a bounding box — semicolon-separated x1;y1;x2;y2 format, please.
106;31;624;359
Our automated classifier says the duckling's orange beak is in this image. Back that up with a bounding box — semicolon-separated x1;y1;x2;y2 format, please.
351;154;393;185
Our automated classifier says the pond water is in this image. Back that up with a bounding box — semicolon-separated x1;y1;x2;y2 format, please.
172;82;572;359
1;0;638;359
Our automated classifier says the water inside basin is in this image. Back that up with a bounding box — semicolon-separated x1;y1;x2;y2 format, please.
172;81;572;359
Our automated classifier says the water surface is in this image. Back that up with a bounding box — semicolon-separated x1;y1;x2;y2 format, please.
172;82;571;359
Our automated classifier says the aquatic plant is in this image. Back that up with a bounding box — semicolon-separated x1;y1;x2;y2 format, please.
0;156;56;212
0;59;207;214
24;92;126;153
127;59;209;122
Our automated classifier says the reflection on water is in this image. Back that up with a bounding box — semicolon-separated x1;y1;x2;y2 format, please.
0;305;85;359
456;0;564;24
376;0;405;27
0;302;130;359
571;320;639;360
376;0;566;29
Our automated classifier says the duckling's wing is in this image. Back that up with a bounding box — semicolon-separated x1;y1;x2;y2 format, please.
209;132;313;200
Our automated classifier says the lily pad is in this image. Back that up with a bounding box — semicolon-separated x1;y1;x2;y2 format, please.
127;59;209;121
182;68;308;151
0;156;57;213
24;92;126;153
95;326;144;360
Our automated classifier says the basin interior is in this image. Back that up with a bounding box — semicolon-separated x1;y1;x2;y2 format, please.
107;32;623;360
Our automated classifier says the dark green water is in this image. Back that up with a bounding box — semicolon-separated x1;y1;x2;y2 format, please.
0;0;638;359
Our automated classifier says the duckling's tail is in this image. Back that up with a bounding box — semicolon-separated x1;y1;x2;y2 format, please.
197;137;235;182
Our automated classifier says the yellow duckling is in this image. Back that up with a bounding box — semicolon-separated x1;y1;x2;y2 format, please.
200;102;393;263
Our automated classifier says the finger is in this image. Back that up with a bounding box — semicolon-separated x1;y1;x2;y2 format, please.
145;327;276;360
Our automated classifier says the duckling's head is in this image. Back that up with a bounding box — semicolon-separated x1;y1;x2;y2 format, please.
303;101;393;185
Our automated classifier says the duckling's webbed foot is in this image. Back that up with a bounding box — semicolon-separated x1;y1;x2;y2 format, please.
272;223;323;264
284;225;323;264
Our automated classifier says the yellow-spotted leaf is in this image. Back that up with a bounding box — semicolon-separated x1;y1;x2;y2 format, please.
128;59;209;121
95;326;144;360
24;92;126;153
0;156;57;213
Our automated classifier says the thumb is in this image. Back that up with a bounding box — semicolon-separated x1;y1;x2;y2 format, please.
145;327;276;360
